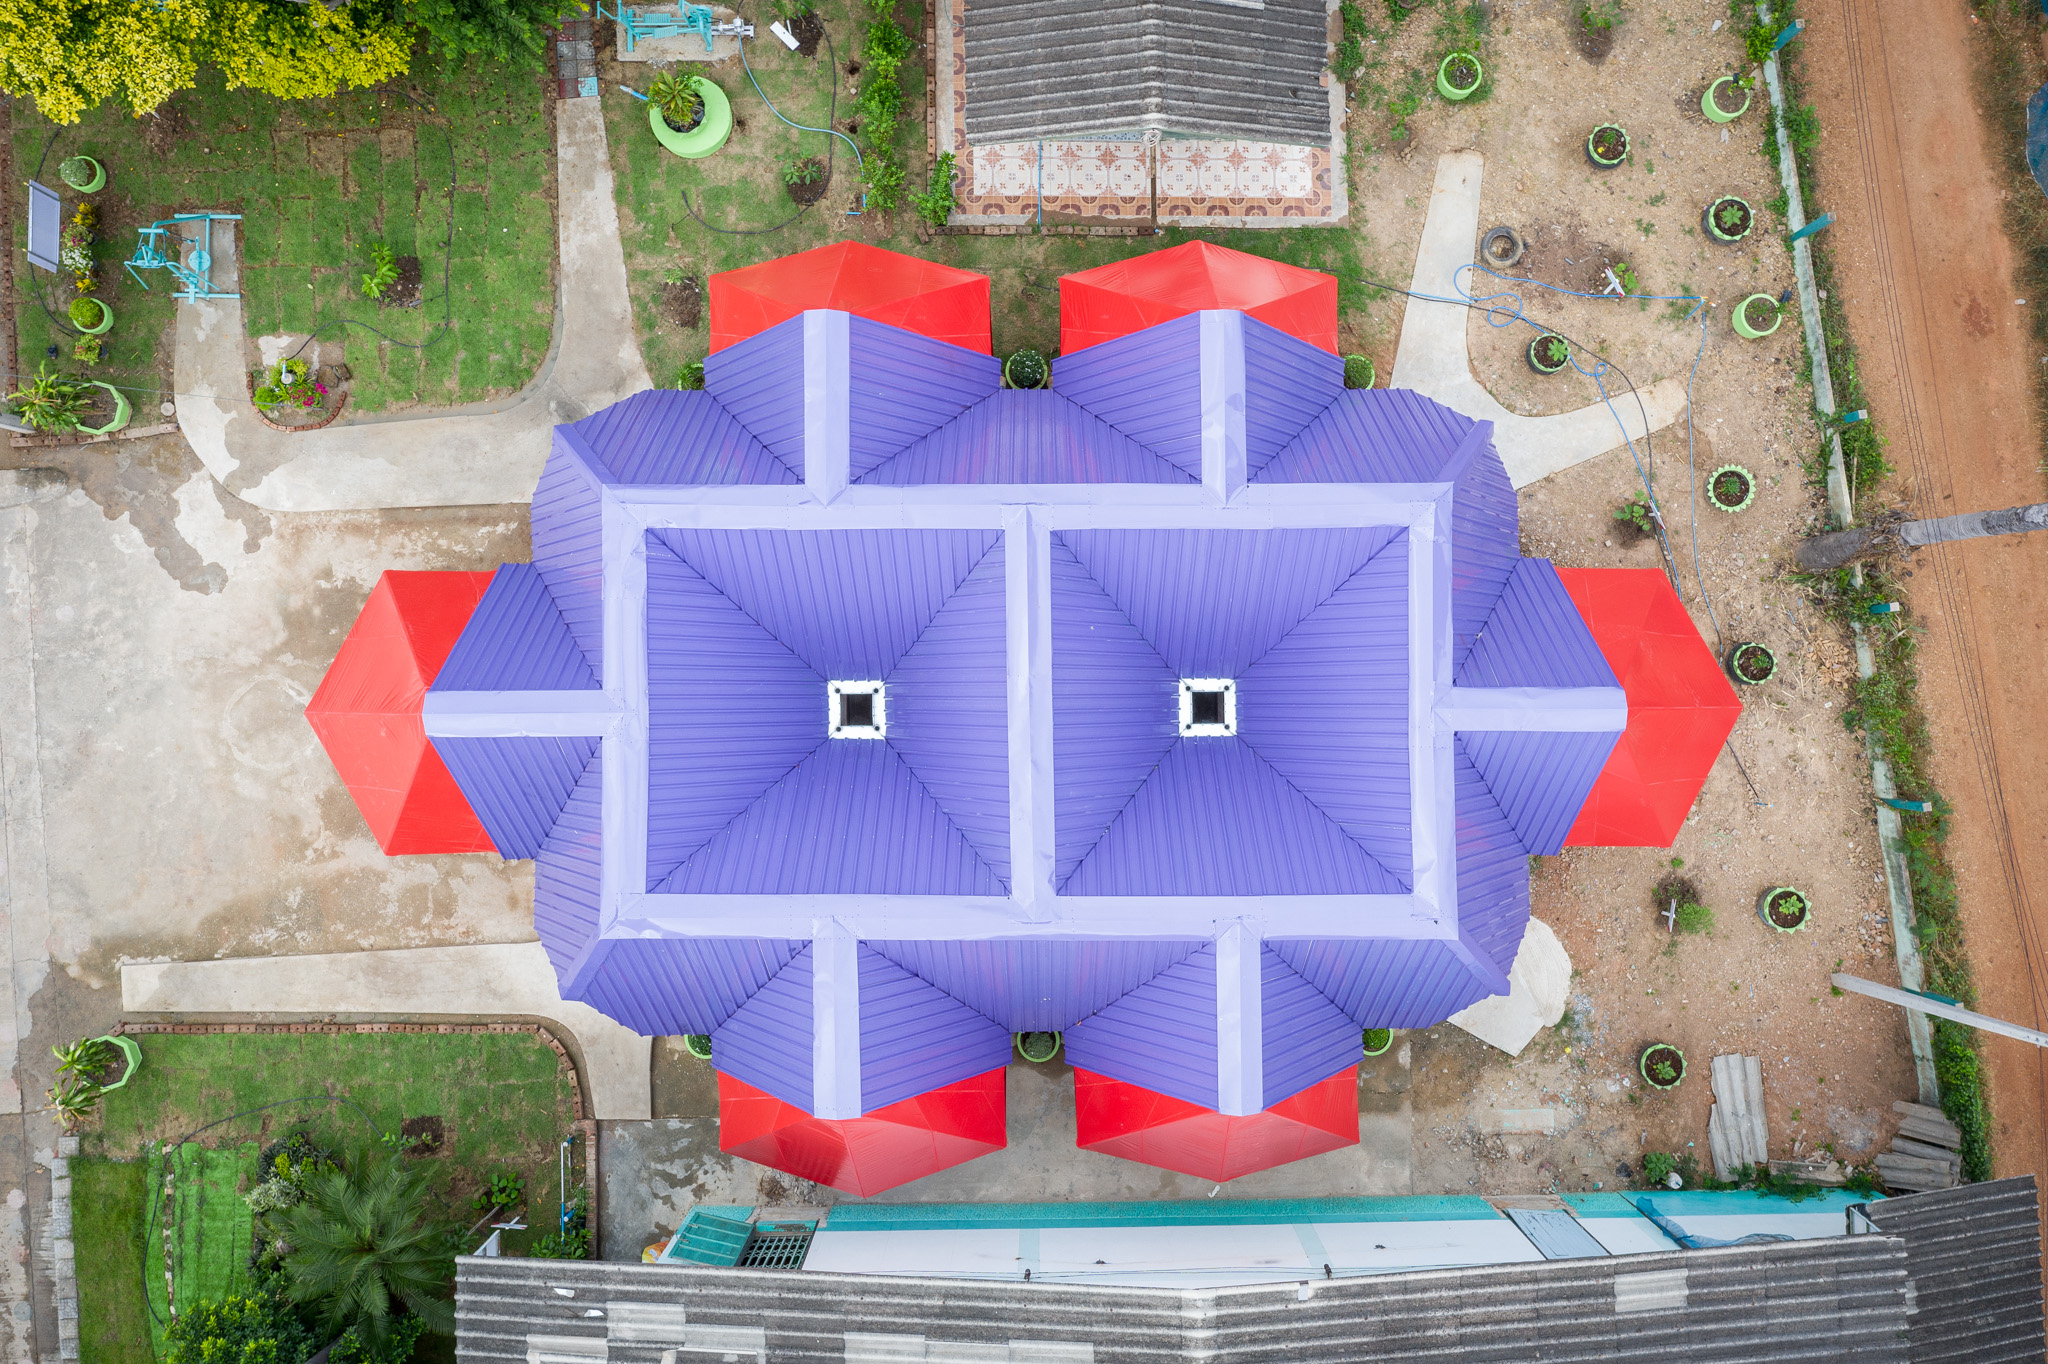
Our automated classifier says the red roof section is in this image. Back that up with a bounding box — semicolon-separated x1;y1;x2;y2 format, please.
1556;567;1744;848
717;1068;1007;1196
1058;240;1340;354
1072;1067;1358;1181
304;571;495;855
708;242;992;354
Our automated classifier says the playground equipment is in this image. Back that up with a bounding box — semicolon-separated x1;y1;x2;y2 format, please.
123;213;241;302
595;0;751;54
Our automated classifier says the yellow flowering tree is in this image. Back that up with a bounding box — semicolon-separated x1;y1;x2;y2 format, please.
0;0;206;123
211;0;411;101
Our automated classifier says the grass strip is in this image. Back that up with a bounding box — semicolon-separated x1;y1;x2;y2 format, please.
74;1157;154;1364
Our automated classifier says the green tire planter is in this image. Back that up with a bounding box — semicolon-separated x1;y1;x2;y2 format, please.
59;155;105;193
1639;1043;1686;1091
1003;348;1049;389
78;382;129;436
682;1033;714;1060
1437;52;1482;101
1343;354;1375;389
1705;463;1756;513
1362;1028;1393;1057
1527;333;1570;375
1015;1031;1063;1063
1757;886;1811;933
1726;640;1776;686
1732;293;1781;339
1586;125;1628;168
93;1035;141;1091
70;299;112;335
1702;75;1751;124
649;80;733;158
1704;195;1754;243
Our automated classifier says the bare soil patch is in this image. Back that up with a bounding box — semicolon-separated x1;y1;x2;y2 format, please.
662;274;704;329
384;255;423;308
790;8;825;56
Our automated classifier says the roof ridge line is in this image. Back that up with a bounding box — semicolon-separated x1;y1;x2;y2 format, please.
646;531;831;679
1232;737;1405;892
874;740;1012;895
1236;526;1404;675
856;388;1195;487
648;739;829;892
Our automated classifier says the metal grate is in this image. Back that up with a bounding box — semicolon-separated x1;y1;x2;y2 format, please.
736;1222;815;1269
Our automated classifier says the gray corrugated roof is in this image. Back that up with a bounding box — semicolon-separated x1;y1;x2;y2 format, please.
458;1236;1915;1363
1865;1175;2045;1364
962;0;1332;147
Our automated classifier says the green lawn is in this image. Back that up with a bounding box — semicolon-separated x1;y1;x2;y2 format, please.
13;65;555;415
74;1157;153;1364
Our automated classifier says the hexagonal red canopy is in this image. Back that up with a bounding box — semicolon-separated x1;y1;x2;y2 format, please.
1059;240;1340;355
1556;567;1744;848
304;570;495;855
1072;1067;1358;1182
707;242;992;354
718;1069;1007;1197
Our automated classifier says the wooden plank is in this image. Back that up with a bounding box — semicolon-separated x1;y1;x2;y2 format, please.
1875;1166;1957;1192
1769;1158;1847;1187
1875;1153;1956;1177
1896;1115;1962;1149
1743;1055;1767;1164
1892;1100;1950;1125
1889;1136;1962;1167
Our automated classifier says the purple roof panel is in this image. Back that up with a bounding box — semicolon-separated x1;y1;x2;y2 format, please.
1460;726;1621;858
1063;945;1219;1108
565;936;804;1036
1252;388;1474;484
1049;313;1203;479
857;946;1014;1111
645;537;824;887
1453;742;1533;976
1241;314;1342;475
652;528;1002;678
1445;433;1520;670
1458;559;1619;689
563;389;799;485
434;563;598;694
1269;938;1495;1028
529;439;606;681
1062;738;1405;896
532;751;603;976
847;315;1001;479
884;539;1012;886
658;740;1007;895
863;939;1206;1031
858;391;1197;486
433;734;600;861
1238;536;1411;884
1261;947;1364;1109
703;314;808;476
710;946;815;1110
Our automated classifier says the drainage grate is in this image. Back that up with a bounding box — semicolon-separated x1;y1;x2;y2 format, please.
736;1222;816;1269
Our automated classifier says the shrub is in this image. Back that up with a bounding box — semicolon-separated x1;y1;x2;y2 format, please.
164;1294;314;1364
253;358;328;410
360;243;397;301
673;360;705;391
531;1192;590;1259
67;297;104;329
1674;900;1713;934
271;1145;454;1349
6;362;96;433
1581;0;1622;33
910;152;957;228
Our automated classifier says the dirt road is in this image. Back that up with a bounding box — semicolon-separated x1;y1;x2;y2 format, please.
1803;0;2048;1234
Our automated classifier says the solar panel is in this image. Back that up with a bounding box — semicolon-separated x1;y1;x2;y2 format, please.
25;181;60;272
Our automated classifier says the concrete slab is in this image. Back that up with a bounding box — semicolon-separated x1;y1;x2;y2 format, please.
120;942;651;1119
1447;918;1571;1057
1389;151;1689;489
175;98;651;513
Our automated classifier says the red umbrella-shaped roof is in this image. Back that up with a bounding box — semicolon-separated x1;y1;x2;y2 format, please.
708;242;992;354
717;1068;1007;1197
304;571;495;855
1556;567;1744;848
1072;1067;1358;1182
1058;241;1340;355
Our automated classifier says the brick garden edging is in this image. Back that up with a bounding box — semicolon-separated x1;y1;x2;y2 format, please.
243;371;351;434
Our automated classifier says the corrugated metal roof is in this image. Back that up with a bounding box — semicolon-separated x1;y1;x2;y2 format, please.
1050;314;1205;479
1460;560;1621;690
857;946;1015;1110
864;939;1207;1032
858;391;1195;486
433;735;600;861
1865;1175;2045;1363
1242;313;1343;471
1461;727;1621;859
532;751;603;976
960;0;1332;147
1271;937;1495;1029
456;1233;1918;1363
435;564;598;693
711;946;816;1110
568;937;804;1036
1065;945;1219;1108
846;316;1000;480
528;440;605;682
563;389;798;486
1261;947;1365;1109
704;313;809;477
1451;744;1532;977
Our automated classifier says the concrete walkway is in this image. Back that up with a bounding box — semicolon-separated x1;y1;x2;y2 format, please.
175;98;651;514
120;942;652;1119
1390;150;1689;489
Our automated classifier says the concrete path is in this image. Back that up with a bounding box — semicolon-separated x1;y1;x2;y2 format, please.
175;98;651;514
120;942;652;1120
1390;150;1689;489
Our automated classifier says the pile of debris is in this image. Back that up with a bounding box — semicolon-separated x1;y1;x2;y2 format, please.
1874;1101;1962;1192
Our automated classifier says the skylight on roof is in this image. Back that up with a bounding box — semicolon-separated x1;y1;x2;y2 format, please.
828;680;886;738
1178;678;1236;737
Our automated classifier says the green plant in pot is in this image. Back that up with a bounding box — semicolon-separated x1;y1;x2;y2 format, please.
682;1033;713;1060
1004;348;1049;390
1527;333;1571;375
1437;51;1482;101
1362;1028;1393;1057
1732;293;1781;339
1705;463;1755;513
1586;124;1628;168
1726;640;1776;685
68;295;111;335
647;71;733;158
1704;195;1753;243
1015;1031;1062;1062
1702;74;1752;123
1343;353;1375;389
6;363;95;433
1639;1043;1686;1091
1756;886;1810;933
58;154;104;193
649;71;706;133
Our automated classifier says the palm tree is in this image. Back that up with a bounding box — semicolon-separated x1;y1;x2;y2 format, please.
272;1144;456;1351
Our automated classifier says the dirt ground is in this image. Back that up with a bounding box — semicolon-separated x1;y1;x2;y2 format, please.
1328;0;1924;1190
1801;0;2048;1238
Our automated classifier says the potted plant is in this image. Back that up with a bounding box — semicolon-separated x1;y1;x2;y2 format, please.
1527;333;1571;375
72;336;103;365
1726;640;1776;685
1639;1042;1686;1091
647;71;733;158
1705;463;1755;512
1362;1028;1393;1056
1702;74;1752;124
682;1033;714;1060
68;295;111;336
59;154;104;193
54;1035;140;1091
1004;349;1049;389
80;382;130;435
1704;195;1753;243
1756;886;1811;933
1586;124;1629;168
1015;1031;1062;1062
1732;293;1781;339
6;363;95;433
1437;51;1483;101
1344;354;1375;389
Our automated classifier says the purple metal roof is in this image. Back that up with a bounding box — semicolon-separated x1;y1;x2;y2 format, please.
846;315;1000;479
433;734;599;860
863;939;1206;1032
1453;742;1533;976
568;937;804;1037
1049;312;1204;478
703;315;809;476
858;392;1196;485
435;564;597;694
528;441;605;681
1063;945;1220;1108
1269;938;1495;1029
1459;560;1620;690
858;947;1014;1109
710;945;815;1108
1241;313;1343;473
532;751;603;975
563;390;798;486
1261;947;1367;1109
